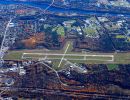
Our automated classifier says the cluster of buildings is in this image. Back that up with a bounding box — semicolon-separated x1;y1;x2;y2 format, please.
61;0;130;8
1;60;130;99
0;1;130;99
1;13;130;52
0;2;130;52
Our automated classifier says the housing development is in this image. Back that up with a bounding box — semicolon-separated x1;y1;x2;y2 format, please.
0;0;130;99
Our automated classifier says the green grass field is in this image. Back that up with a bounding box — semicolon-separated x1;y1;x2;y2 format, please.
107;64;119;70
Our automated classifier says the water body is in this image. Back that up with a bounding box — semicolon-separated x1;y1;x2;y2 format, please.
0;1;130;17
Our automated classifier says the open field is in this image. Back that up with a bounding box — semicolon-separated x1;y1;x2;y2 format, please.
107;64;119;70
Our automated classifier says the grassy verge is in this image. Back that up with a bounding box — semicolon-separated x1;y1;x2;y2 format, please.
107;64;118;70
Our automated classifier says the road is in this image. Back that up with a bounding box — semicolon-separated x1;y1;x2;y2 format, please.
0;18;13;67
43;0;55;14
